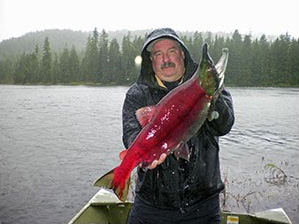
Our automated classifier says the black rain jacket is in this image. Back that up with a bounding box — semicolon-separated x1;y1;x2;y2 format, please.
122;28;235;209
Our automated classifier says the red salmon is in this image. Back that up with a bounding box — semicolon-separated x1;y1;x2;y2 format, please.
94;44;229;201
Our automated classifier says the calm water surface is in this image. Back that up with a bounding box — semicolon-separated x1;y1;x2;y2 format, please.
0;85;298;223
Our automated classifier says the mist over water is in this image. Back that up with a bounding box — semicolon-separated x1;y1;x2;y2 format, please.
0;85;298;223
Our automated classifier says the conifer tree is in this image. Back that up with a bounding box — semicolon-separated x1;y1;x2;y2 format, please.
60;47;70;83
52;53;60;84
0;58;14;84
107;38;122;83
31;45;40;83
121;32;136;84
81;28;99;83
14;53;27;83
41;37;52;83
69;45;80;82
98;29;109;83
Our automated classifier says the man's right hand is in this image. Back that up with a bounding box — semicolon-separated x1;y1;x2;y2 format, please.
148;153;167;169
120;150;167;170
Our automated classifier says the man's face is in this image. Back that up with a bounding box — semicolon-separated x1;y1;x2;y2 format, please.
150;39;185;82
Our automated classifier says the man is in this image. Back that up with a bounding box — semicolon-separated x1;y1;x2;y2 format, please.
122;28;234;224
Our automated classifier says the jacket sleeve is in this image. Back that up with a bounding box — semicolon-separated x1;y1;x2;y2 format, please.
205;87;235;136
122;84;147;149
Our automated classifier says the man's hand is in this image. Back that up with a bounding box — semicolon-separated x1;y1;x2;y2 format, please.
148;153;167;169
120;150;167;170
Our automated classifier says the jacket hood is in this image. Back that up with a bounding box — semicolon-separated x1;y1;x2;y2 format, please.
138;28;198;88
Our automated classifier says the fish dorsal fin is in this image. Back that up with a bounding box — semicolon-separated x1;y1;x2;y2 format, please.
174;142;190;161
136;106;156;127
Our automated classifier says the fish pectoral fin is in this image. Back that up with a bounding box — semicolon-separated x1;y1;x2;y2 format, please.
119;149;128;160
136;106;156;127
174;142;190;161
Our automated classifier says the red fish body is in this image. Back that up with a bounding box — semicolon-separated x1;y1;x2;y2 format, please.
95;44;229;201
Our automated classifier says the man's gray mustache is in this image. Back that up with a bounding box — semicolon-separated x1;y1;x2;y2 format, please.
161;62;175;69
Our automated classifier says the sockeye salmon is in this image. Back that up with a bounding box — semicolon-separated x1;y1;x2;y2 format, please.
94;43;229;202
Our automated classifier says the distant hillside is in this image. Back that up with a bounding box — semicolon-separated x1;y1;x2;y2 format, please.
0;28;279;59
0;29;89;58
0;29;151;58
0;29;228;58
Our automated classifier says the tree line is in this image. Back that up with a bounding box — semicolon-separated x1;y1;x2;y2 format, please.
0;28;298;86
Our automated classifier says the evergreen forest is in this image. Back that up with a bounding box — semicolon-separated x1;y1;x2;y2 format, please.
0;28;298;87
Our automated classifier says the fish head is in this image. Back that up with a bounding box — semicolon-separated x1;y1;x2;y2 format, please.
199;43;229;96
199;43;217;96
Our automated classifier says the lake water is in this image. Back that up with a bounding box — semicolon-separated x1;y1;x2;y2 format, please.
0;85;298;223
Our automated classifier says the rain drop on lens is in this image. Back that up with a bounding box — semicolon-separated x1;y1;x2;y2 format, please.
134;55;142;66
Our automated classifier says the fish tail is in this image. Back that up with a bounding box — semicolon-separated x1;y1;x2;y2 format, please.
94;168;130;202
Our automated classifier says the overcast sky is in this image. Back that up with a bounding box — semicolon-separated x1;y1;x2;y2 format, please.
1;0;298;41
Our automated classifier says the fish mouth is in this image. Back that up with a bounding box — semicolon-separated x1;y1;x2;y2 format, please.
199;43;229;96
